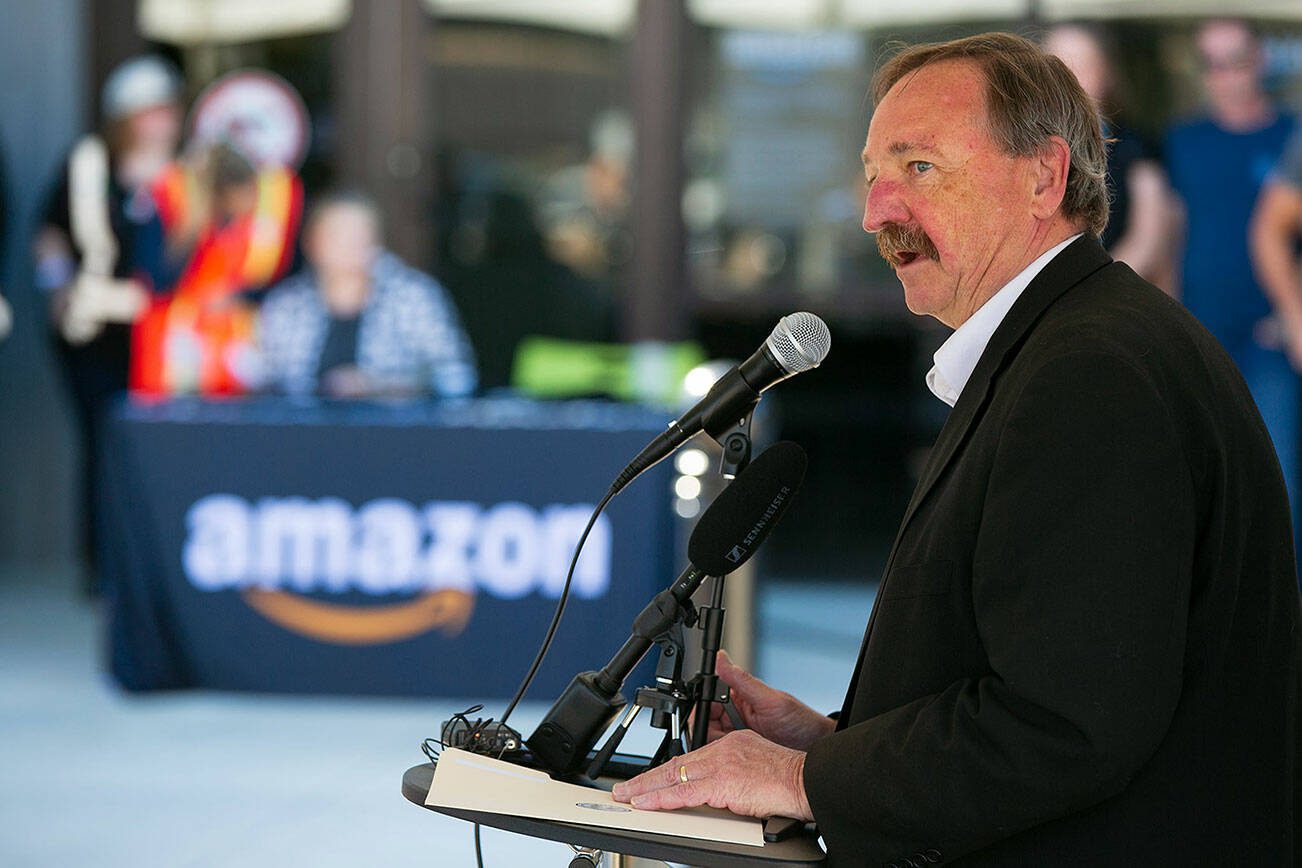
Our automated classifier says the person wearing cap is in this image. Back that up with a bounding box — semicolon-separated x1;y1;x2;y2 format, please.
32;54;186;587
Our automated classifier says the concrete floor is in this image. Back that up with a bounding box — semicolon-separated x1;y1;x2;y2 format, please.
0;566;873;867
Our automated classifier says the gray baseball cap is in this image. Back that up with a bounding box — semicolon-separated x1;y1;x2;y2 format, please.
101;55;182;120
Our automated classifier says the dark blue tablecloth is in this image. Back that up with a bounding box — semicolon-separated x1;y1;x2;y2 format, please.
100;396;674;698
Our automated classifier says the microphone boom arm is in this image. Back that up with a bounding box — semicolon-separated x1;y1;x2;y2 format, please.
525;566;713;776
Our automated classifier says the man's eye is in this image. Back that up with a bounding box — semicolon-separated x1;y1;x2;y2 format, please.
910;161;934;174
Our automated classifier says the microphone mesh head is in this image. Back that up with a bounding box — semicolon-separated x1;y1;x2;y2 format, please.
766;312;831;374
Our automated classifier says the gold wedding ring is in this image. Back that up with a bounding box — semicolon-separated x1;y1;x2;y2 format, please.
678;765;689;784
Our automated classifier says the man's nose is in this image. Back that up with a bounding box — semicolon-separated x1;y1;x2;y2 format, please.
863;180;909;233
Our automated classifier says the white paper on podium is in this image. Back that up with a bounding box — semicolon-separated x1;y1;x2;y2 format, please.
425;748;765;847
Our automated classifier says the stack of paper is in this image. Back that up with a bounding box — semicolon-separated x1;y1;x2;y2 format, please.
426;748;765;847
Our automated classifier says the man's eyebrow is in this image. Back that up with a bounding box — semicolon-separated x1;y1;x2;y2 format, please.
889;140;935;156
861;141;936;167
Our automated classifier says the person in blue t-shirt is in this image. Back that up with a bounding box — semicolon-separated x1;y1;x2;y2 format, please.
1166;18;1298;557
1252;128;1302;591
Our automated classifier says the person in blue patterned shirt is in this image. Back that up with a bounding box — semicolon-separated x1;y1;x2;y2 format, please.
257;191;477;398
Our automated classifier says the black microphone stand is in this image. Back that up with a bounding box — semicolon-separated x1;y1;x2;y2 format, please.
585;415;753;780
688;415;752;751
585;622;692;778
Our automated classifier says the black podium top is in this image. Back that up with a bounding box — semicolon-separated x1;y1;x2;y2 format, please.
402;763;826;867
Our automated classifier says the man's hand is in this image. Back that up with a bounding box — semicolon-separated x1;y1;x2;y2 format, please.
611;729;813;821
1249;180;1302;372
706;650;836;751
1282;315;1302;376
1252;312;1302;375
58;274;148;344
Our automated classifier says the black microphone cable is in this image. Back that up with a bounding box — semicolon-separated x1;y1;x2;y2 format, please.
420;704;498;868
443;439;805;863
479;486;620;868
444;313;827;862
430;488;615;867
498;313;828;727
498;483;618;727
524;440;808;776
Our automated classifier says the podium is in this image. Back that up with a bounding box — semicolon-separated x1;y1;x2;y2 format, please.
402;763;826;867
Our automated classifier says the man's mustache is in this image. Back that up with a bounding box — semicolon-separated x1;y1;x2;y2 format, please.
876;223;940;268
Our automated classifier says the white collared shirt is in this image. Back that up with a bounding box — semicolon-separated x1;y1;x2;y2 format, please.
925;234;1083;407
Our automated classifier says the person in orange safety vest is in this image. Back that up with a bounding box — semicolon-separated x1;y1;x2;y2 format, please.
132;142;302;396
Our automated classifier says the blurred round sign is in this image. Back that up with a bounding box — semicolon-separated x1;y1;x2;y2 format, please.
189;70;309;169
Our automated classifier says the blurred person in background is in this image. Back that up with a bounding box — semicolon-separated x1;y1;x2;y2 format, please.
1165;18;1299;547
1253;130;1302;373
543;110;633;283
131;141;302;396
258;191;477;399
1044;22;1175;289
1252;126;1302;589
443;186;613;390
153;142;301;306
31;55;185;585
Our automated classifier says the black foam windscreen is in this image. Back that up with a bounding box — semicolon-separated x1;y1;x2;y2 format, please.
686;441;807;576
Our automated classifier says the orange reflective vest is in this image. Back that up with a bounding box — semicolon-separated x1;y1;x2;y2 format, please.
132;165;302;397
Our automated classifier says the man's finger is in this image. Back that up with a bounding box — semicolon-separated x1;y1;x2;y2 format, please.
610;771;651;802
630;780;705;812
611;762;683;802
716;650;765;699
717;649;753;682
612;749;718;802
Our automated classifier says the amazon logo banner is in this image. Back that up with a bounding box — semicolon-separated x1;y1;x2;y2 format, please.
100;399;675;698
182;495;613;645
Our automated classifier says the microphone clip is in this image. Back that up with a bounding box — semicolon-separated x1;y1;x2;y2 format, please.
718;413;754;480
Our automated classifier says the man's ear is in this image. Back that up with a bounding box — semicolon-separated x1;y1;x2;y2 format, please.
1029;136;1071;220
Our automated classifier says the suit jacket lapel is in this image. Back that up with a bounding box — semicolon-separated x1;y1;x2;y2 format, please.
836;235;1113;727
894;236;1113;541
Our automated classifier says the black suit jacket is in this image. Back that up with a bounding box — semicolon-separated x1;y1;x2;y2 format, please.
804;237;1301;866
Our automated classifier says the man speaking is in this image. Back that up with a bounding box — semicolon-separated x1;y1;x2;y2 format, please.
613;33;1300;865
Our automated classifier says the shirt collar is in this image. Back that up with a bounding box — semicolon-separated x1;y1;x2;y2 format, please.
926;234;1083;407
